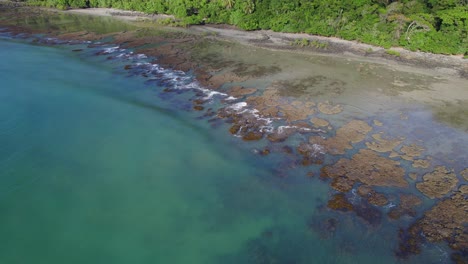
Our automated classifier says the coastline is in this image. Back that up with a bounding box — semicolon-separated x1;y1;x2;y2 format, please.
65;7;468;79
1;3;468;262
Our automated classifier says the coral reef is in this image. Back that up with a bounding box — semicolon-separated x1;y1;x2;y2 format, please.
365;133;404;153
327;193;353;211
388;194;422;220
317;101;343;115
398;186;468;257
416;166;458;199
357;185;389;206
321;149;407;188
310;120;372;155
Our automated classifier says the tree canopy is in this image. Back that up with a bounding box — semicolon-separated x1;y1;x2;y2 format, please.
27;0;468;55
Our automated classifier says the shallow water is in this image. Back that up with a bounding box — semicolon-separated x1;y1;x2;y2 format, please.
0;10;467;263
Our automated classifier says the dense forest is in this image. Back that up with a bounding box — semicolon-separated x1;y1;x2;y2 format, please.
26;0;467;55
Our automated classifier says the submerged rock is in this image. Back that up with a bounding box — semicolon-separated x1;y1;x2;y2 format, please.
317;101;343;115
357;185;389;206
373;120;383;126
461;168;468;181
365;133;404;153
307;217;339;239
310;120;372;155
416;166;458;199
398;185;468;258
297;142;325;166
388;194;422;220
228;86;257;97
310;117;329;127
321;149;407;188
353;200;383;226
242;131;264;141
412;158;431;169
400;144;425;161
327;193;353;212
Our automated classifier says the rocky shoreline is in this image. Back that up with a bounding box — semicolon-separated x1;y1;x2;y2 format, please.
1;2;467;263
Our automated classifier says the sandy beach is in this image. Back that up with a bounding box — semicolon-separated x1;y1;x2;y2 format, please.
65;7;468;78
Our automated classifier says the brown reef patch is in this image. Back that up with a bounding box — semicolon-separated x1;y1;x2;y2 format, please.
400;144;425;161
297;142;325;166
461;168;468;181
388;194;422;220
327;193;353;212
246;87;316;122
317;101;343;115
365;133;404;153
321;149;407;188
416;166;458;199
310;120;372;155
357;185;389;206
412;158;431;169
398;185;468;257
373;120;383;126
228;86;257;97
310;117;329;128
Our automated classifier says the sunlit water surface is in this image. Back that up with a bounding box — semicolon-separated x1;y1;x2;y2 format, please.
0;35;463;264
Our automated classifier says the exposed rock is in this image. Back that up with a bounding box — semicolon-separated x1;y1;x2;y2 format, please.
409;173;418;181
416;166;458;199
193;105;204;111
321;149;407;188
318;101;343;115
310;120;372;155
365;133;404;153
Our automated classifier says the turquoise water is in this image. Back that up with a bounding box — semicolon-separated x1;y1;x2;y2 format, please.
0;38;447;263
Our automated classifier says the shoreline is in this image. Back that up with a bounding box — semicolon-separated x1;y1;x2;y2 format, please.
65;7;468;79
1;3;468;261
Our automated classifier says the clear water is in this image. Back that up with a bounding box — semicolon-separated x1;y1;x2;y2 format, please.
0;37;452;264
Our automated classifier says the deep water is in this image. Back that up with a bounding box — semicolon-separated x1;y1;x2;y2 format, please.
0;37;453;264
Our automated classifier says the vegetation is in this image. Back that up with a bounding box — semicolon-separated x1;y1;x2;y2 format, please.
25;0;467;55
385;49;401;56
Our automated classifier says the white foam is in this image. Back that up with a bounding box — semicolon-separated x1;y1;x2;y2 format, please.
228;102;248;111
102;46;120;54
225;96;237;101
